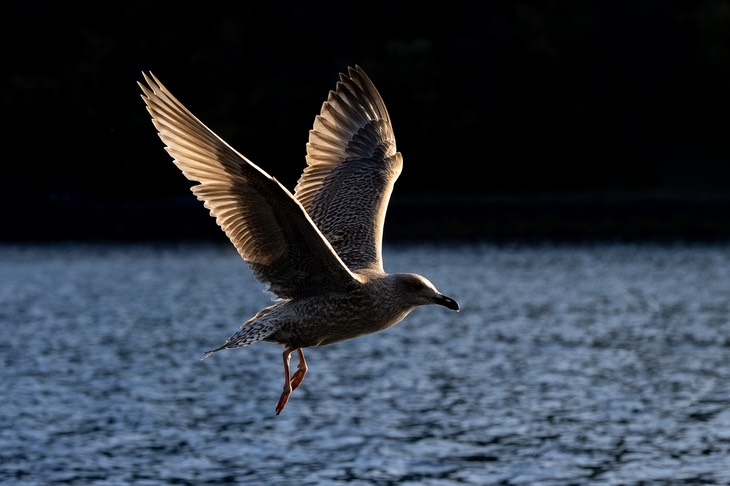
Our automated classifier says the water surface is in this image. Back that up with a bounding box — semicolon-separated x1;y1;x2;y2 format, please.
2;242;730;484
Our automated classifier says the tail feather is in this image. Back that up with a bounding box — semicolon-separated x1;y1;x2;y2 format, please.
200;317;279;360
201;343;228;360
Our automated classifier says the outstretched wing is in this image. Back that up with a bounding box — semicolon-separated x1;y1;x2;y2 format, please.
139;72;359;299
294;66;402;272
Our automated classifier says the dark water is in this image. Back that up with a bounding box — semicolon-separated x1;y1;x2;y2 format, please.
2;242;730;485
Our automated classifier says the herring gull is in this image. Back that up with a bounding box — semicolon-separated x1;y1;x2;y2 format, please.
139;66;460;414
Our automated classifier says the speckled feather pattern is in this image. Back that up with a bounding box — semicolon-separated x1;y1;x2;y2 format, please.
139;66;458;413
296;67;402;272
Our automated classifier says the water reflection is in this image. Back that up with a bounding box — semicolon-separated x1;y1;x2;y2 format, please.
1;242;730;484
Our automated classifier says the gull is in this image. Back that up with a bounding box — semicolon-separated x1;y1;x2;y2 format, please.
139;66;459;414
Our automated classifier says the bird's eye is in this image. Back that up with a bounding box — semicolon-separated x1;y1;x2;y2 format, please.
409;281;424;291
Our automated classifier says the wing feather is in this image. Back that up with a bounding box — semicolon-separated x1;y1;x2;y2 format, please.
139;72;358;298
294;66;402;272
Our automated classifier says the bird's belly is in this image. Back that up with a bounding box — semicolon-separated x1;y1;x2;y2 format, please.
265;296;412;348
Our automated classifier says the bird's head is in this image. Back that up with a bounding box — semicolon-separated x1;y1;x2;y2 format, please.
393;273;460;311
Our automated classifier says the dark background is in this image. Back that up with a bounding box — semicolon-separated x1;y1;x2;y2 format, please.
3;1;730;242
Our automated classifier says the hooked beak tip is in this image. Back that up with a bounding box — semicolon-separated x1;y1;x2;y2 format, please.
436;294;460;312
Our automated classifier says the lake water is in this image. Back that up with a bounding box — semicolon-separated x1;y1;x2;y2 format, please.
2;242;730;485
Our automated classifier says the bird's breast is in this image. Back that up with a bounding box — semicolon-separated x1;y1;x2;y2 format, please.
267;289;414;348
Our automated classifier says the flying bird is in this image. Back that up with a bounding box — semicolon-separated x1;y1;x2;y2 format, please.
139;66;459;414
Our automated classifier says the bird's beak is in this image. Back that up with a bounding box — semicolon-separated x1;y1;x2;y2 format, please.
434;294;460;311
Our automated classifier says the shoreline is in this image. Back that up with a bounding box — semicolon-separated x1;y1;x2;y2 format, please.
5;193;730;243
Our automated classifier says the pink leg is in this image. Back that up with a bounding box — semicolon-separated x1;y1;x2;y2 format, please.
275;346;307;415
289;348;308;391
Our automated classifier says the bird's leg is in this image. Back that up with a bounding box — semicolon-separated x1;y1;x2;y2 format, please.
275;347;308;415
289;348;307;391
276;346;295;415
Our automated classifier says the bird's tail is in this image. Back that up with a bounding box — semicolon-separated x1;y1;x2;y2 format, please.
200;312;279;360
201;343;228;360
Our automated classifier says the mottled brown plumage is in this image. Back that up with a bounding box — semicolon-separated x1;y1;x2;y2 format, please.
139;66;459;414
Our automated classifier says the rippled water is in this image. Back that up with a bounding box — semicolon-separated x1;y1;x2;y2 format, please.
2;242;730;485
